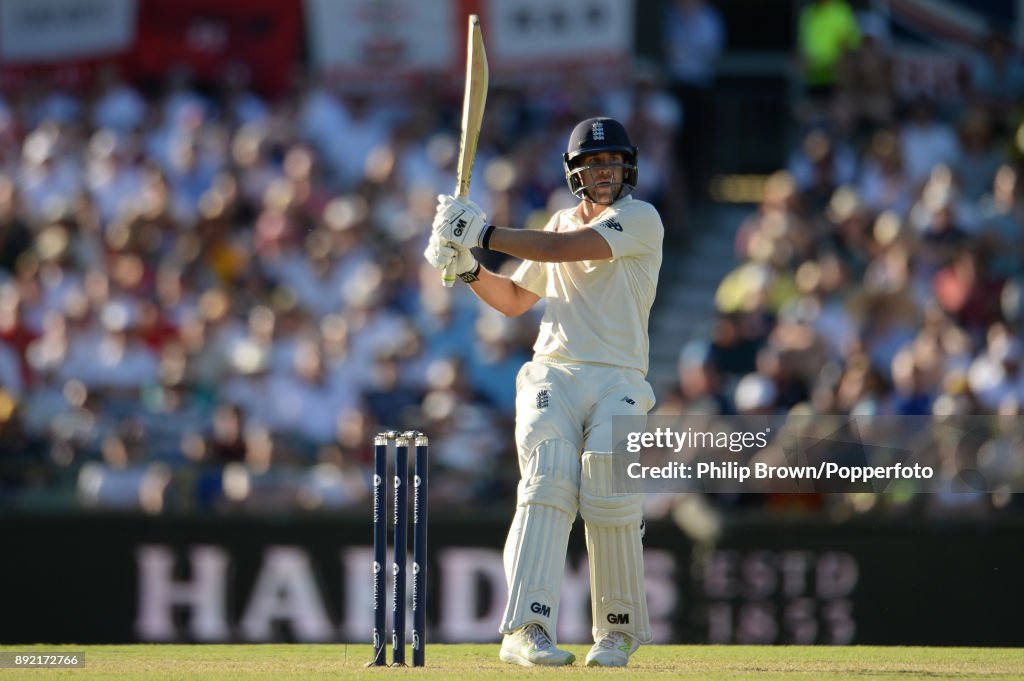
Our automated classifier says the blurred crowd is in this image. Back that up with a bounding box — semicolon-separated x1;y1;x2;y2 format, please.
0;55;682;514
2;0;1022;519
656;2;1024;520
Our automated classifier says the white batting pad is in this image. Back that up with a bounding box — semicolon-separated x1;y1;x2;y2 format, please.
500;439;580;640
579;451;652;644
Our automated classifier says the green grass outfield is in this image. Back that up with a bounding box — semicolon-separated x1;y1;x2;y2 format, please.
0;644;1022;680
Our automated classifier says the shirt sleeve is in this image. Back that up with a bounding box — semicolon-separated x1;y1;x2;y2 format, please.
511;258;547;298
589;201;664;259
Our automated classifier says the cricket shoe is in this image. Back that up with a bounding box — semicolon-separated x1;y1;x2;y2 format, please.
499;623;576;667
585;631;640;667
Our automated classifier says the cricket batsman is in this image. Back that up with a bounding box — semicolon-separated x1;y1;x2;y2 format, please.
424;117;663;667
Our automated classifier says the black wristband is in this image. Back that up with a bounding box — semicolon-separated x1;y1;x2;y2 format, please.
481;224;496;250
458;262;481;283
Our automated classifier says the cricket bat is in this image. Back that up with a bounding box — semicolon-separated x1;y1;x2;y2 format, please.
443;14;488;287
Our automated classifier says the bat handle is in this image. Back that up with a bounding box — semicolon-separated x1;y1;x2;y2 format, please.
441;188;470;287
442;251;458;287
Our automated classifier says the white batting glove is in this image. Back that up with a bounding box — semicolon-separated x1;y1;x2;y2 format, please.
423;232;454;271
423;232;478;277
432;194;488;249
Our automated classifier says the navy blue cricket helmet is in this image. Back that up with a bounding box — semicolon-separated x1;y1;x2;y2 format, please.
562;117;638;204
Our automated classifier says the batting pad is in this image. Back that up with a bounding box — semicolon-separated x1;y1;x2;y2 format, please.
500;439;580;640
579;451;652;644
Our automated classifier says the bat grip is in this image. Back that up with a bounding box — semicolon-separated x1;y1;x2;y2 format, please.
441;188;470;287
442;252;458;287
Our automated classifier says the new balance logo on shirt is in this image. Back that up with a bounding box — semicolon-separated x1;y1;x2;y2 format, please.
595;218;623;232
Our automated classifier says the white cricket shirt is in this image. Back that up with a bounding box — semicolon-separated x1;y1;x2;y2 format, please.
511;196;664;375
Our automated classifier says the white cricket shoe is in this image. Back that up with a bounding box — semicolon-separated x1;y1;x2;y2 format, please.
499;623;576;667
585;631;640;667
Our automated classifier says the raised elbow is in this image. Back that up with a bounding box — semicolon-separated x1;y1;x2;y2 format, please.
540;229;611;262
